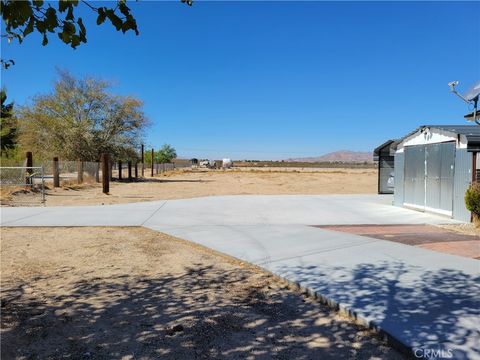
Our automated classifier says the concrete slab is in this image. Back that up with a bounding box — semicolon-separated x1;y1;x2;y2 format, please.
148;224;480;359
1;195;458;227
0;201;166;227
0;207;48;225
1;195;477;358
146;224;380;266
144;195;458;226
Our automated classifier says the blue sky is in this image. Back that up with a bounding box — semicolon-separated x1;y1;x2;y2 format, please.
1;1;479;160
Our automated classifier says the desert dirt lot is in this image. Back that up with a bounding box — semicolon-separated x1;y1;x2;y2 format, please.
1;227;403;360
3;168;378;207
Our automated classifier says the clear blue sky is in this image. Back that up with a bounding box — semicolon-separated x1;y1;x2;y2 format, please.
1;1;479;160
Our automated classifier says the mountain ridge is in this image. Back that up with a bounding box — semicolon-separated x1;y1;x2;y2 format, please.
286;150;373;163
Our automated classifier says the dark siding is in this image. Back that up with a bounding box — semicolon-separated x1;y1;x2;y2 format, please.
394;152;404;206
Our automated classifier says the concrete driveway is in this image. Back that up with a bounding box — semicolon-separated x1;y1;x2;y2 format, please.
1;195;479;359
0;194;459;227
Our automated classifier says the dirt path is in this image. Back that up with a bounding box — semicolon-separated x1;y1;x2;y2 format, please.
3;168;377;207
1;227;403;359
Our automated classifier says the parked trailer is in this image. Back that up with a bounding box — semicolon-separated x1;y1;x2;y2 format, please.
222;158;233;169
199;160;216;169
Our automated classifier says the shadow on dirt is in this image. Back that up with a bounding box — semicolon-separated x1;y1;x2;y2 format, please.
1;264;402;359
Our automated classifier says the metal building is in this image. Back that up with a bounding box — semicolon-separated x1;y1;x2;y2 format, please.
393;125;480;222
373;140;396;194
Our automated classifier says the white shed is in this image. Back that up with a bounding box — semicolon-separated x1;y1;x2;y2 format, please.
393;125;480;222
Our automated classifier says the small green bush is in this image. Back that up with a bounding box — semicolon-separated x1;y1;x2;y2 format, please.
465;182;480;216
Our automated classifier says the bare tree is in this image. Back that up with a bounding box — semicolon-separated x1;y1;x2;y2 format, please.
17;70;149;161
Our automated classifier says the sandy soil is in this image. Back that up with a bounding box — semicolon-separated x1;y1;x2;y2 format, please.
3;168;377;207
1;227;403;360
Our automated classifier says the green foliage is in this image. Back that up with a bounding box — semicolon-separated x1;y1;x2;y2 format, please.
465;182;480;215
0;0;139;53
0;147;23;166
155;144;177;163
0;59;15;69
16;70;149;161
0;89;17;155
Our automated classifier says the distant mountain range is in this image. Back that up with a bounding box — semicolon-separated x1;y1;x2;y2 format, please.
286;150;373;163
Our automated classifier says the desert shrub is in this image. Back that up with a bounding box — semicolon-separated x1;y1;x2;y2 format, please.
465;182;480;224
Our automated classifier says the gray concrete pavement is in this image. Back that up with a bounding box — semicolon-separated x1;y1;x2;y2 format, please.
1;195;478;359
0;195;460;227
145;223;480;359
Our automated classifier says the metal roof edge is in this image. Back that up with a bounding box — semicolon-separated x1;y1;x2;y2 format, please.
373;139;396;156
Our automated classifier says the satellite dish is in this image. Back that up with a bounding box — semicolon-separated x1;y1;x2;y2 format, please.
464;111;480;122
448;80;480;125
464;81;480;102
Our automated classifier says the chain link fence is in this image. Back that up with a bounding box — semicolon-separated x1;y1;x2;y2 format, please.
152;162;175;174
33;160;104;186
1;154;182;206
0;166;46;206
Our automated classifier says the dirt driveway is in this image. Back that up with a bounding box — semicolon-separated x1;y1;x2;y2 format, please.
1;227;403;359
3;168;377;207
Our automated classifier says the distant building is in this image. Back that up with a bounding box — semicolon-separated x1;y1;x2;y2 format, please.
392;125;480;222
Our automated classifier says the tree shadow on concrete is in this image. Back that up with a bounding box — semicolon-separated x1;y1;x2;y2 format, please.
1;264;402;360
272;261;480;360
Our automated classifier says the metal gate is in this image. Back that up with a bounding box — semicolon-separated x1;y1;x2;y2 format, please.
404;142;455;215
425;144;442;210
404;145;425;209
439;143;455;213
0;166;46;206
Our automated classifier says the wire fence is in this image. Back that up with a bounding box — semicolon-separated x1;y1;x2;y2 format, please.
32;160;104;186
1;154;181;206
150;162;176;175
0;166;46;206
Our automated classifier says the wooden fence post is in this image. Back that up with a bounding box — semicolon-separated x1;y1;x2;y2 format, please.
53;157;60;187
141;144;145;177
77;159;84;184
95;160;100;183
128;160;132;181
25;151;33;187
101;153;109;194
151;148;154;177
118;160;122;180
